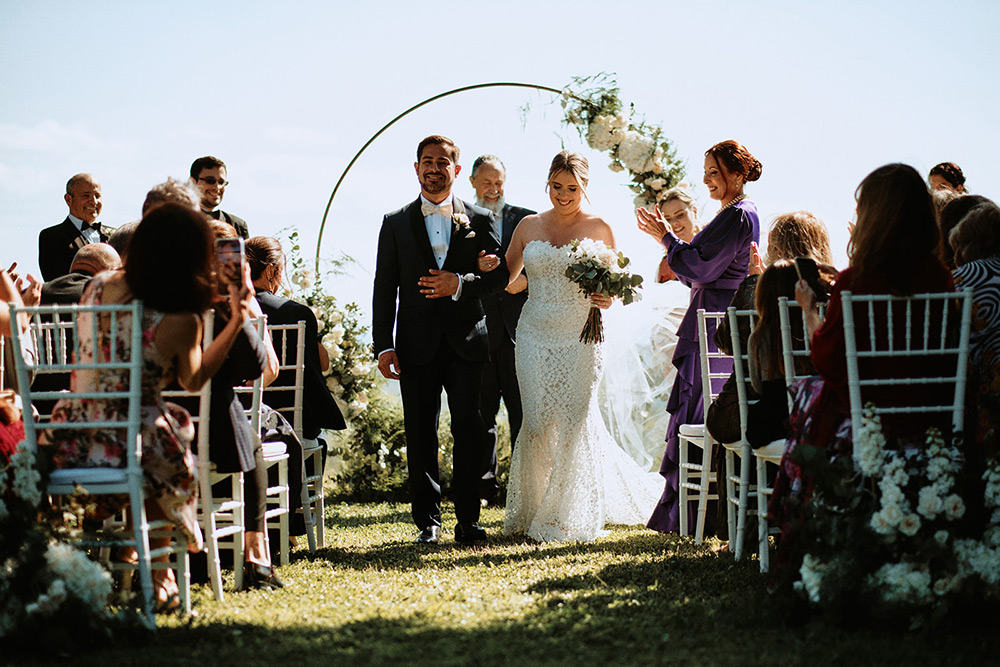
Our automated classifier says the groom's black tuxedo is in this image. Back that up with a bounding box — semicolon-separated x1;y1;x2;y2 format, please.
479;203;534;500
373;196;507;531
37;217;109;281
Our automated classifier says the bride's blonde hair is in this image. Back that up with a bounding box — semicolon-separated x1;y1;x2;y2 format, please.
546;151;590;202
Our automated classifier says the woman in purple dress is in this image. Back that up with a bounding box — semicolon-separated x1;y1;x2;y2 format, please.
636;140;762;534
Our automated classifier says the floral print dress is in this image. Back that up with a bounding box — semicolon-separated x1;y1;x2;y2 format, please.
40;273;203;550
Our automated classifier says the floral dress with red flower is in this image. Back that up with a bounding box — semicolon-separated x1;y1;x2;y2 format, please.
40;273;203;550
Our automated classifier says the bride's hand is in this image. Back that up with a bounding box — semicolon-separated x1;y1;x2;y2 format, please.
477;250;500;273
636;206;670;242
589;292;613;309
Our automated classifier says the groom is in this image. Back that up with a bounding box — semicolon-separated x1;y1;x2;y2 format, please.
373;135;507;544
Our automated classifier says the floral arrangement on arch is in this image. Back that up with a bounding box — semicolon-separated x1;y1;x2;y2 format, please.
558;73;686;209
785;406;1000;628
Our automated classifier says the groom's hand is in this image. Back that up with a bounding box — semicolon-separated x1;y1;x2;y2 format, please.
378;350;401;380
418;269;459;299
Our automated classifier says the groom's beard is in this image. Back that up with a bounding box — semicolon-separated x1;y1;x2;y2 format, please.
476;195;505;215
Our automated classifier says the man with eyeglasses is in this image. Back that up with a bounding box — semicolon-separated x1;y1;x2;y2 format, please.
190;156;249;238
38;173;109;281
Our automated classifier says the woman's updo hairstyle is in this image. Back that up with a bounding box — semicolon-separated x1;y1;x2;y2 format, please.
658;184;697;210
705;140;762;182
245;236;285;281
929;162;966;191
547;151;590;189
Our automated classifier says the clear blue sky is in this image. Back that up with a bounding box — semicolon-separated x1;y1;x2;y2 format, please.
3;0;998;315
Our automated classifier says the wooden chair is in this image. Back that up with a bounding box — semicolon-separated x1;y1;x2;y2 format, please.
677;309;732;542
161;312;245;600
841;289;973;445
263;321;322;552
10;301;190;624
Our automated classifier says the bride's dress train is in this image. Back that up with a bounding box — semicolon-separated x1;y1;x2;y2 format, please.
504;240;662;542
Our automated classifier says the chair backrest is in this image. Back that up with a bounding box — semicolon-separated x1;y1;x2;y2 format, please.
777;297;827;411
726;307;758;447
161;311;214;470
235;316;267;436
10;302;144;468
261;321;306;442
841;288;973;442
695;309;734;419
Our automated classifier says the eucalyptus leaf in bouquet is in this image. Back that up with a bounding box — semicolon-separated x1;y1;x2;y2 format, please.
564;238;643;344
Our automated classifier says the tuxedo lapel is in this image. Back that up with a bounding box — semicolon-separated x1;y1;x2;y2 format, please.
407;198;437;269
501;205;516;250
443;198;473;270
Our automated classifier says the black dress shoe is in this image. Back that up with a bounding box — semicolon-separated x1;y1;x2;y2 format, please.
454;523;487;543
243;563;286;590
415;526;440;544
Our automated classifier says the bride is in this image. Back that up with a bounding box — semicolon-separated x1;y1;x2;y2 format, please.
500;151;662;542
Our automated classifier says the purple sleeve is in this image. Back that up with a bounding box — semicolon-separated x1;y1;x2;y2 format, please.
665;206;756;284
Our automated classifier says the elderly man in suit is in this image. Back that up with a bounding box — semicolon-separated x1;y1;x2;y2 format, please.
190;156;249;238
38;173;109;281
468;155;535;504
373;135;507;544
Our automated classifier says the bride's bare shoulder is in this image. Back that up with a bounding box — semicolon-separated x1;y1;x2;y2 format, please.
584;215;616;247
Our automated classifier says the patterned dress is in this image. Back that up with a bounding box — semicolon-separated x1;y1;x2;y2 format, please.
40;273;203;550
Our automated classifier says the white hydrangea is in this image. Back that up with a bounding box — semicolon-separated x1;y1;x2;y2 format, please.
616;131;656;173
9;446;42;508
869;562;932;603
917;486;944;519
954;538;1000;584
44;542;112;613
984;466;1000;507
798;553;828;603
24;579;67;617
643;176;667;191
586;116;622;152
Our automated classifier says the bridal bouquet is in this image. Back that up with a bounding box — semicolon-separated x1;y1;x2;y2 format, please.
564;238;643;344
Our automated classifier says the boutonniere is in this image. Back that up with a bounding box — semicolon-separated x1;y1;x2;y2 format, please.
453;213;473;236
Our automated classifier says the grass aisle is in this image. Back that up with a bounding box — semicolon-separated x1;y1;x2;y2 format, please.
35;503;1000;666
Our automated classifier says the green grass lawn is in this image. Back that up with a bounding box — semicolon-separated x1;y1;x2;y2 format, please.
16;502;1000;667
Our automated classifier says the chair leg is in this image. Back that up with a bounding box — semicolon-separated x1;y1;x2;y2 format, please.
678;436;689;537
694;439;714;544
734;444;752;560
300;447;318;554
757;457;771;573
725;448;737;549
279;459;289;566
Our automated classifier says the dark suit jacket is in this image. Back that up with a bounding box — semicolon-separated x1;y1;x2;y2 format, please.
372;197;507;367
255;289;347;438
208;209;249;239
38;217;108;281
482;203;534;349
40;271;92;306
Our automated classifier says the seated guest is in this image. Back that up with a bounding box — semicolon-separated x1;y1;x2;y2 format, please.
39;203;253;610
951;202;1000;456
928;161;968;194
244;236;347;538
773;163;956;572
1;267;29;455
40;243;121;306
937;195;993;270
190;220;285;589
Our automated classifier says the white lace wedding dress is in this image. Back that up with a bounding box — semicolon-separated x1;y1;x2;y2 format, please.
503;240;663;542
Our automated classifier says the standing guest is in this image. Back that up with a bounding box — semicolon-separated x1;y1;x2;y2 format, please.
655;186;699;283
637;140;762;535
468;155;535;504
372;135;507;544
928;161;968;194
951;202;1000;456
38;174;109;281
190;156;248;239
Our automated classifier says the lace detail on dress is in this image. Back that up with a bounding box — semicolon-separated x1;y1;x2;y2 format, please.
504;240;662;542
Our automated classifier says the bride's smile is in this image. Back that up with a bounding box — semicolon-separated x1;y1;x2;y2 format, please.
547;170;584;215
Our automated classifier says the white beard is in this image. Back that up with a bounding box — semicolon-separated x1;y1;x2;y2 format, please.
476;195;505;215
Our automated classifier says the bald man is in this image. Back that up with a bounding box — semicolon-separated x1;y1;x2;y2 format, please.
40;242;121;306
38;173;110;281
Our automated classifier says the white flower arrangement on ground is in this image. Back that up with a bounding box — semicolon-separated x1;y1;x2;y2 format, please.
564;238;643;344
558;73;685;209
787;404;1000;626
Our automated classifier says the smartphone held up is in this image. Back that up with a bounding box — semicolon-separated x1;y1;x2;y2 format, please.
794;256;829;302
216;237;245;288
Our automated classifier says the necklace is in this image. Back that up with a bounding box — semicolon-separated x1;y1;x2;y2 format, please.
718;193;747;214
